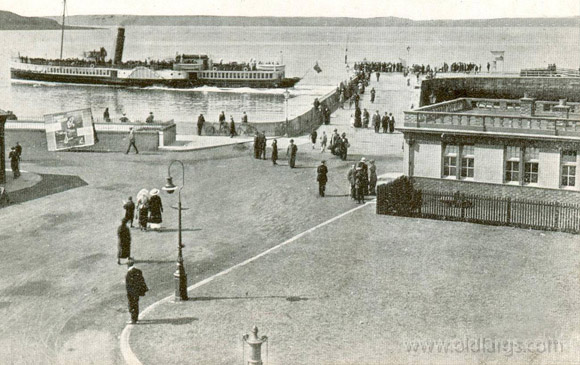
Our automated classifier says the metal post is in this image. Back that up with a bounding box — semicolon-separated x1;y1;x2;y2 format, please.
243;326;267;365
60;0;66;59
164;160;188;301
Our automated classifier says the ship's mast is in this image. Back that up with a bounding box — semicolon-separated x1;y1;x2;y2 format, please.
59;0;66;59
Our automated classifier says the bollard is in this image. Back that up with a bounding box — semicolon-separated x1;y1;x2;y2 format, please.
242;326;268;365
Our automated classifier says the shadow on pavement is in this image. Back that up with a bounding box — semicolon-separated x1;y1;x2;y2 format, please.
138;317;199;325
5;173;87;206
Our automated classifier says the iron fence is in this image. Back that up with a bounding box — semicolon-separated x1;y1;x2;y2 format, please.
378;188;580;233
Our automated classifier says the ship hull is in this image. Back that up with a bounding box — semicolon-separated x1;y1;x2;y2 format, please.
11;69;300;89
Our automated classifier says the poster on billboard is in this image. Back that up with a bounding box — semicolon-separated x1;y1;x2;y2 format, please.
44;108;96;151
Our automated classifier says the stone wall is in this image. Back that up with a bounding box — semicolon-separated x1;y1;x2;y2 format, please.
421;77;580;107
4;121;176;153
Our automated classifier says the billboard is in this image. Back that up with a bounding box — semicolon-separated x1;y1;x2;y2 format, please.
44;108;96;151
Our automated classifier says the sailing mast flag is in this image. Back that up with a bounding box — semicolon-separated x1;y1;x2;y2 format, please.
313;62;322;73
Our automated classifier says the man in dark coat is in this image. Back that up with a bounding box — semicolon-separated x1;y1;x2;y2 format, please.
370;88;376;103
271;139;278;165
357;158;369;195
363;109;370;128
253;132;261;159
118;218;131;265
329;129;340;155
125;259;148;324
14;142;22;159
310;129;318;149
339;133;349;161
123;197;135;228
9;147;20;178
229;116;236;138
388;113;395;133
316;160;328;197
241;112;248;124
373;111;381;133
260;132;267;160
381;112;389;133
354;106;362;128
354;167;366;204
197;113;205;136
287;139;297;168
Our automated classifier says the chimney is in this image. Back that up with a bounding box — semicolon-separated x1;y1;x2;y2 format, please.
113;27;125;65
519;93;536;117
553;98;570;119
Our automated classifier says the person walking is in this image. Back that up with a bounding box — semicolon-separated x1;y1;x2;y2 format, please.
370;88;376;103
15;142;22;159
260;131;267;160
373;111;381;133
126;128;139;154
354;167;366;204
363;109;370;129
358;157;369;195
376;71;380;82
253;132;261;159
9;147;20;179
347;164;356;200
310;129;318;149
316;160;328;197
148;189;163;232
320;131;327;153
197;113;205;136
271;139;278;165
381;112;389;133
117;218;131;265
136;191;149;231
368;160;377;195
388;113;395;133
339;133;349;161
229;116;236;138
103;107;111;123
287;139;297;168
123;197;135;228
125;259;148;324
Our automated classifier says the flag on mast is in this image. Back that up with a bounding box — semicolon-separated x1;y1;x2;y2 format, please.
313;62;322;73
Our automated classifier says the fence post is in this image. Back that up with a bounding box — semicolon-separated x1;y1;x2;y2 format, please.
506;197;511;225
554;202;560;230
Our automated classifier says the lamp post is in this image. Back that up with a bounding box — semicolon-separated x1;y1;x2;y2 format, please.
283;89;290;137
162;160;188;301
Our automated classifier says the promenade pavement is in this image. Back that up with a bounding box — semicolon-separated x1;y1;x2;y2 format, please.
124;74;580;365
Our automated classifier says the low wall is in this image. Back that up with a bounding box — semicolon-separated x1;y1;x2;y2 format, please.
4;121;176;153
174;87;342;138
421;77;580;107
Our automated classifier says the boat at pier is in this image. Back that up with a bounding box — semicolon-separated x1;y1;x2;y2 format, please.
11;27;300;89
10;1;299;89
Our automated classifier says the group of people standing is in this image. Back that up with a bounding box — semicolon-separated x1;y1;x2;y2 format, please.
8;142;22;179
218;111;245;137
253;132;298;168
347;157;377;204
371;110;396;133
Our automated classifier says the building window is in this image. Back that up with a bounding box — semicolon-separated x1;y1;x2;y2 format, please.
443;144;458;177
523;147;539;184
505;146;521;183
561;150;577;187
460;145;475;178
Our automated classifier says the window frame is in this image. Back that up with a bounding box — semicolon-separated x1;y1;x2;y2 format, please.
561;150;577;188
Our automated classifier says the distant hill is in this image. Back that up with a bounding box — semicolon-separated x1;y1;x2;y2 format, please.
0;10;91;30
44;14;580;27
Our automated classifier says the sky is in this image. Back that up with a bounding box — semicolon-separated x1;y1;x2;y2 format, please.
1;0;580;20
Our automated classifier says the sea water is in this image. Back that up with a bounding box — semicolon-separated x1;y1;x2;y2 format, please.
0;25;577;123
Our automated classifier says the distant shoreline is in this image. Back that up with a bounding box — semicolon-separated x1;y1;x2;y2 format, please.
44;15;580;28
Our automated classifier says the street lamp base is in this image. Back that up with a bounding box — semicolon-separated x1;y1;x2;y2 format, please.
174;270;189;301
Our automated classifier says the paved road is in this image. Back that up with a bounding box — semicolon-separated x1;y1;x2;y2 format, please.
0;74;406;364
